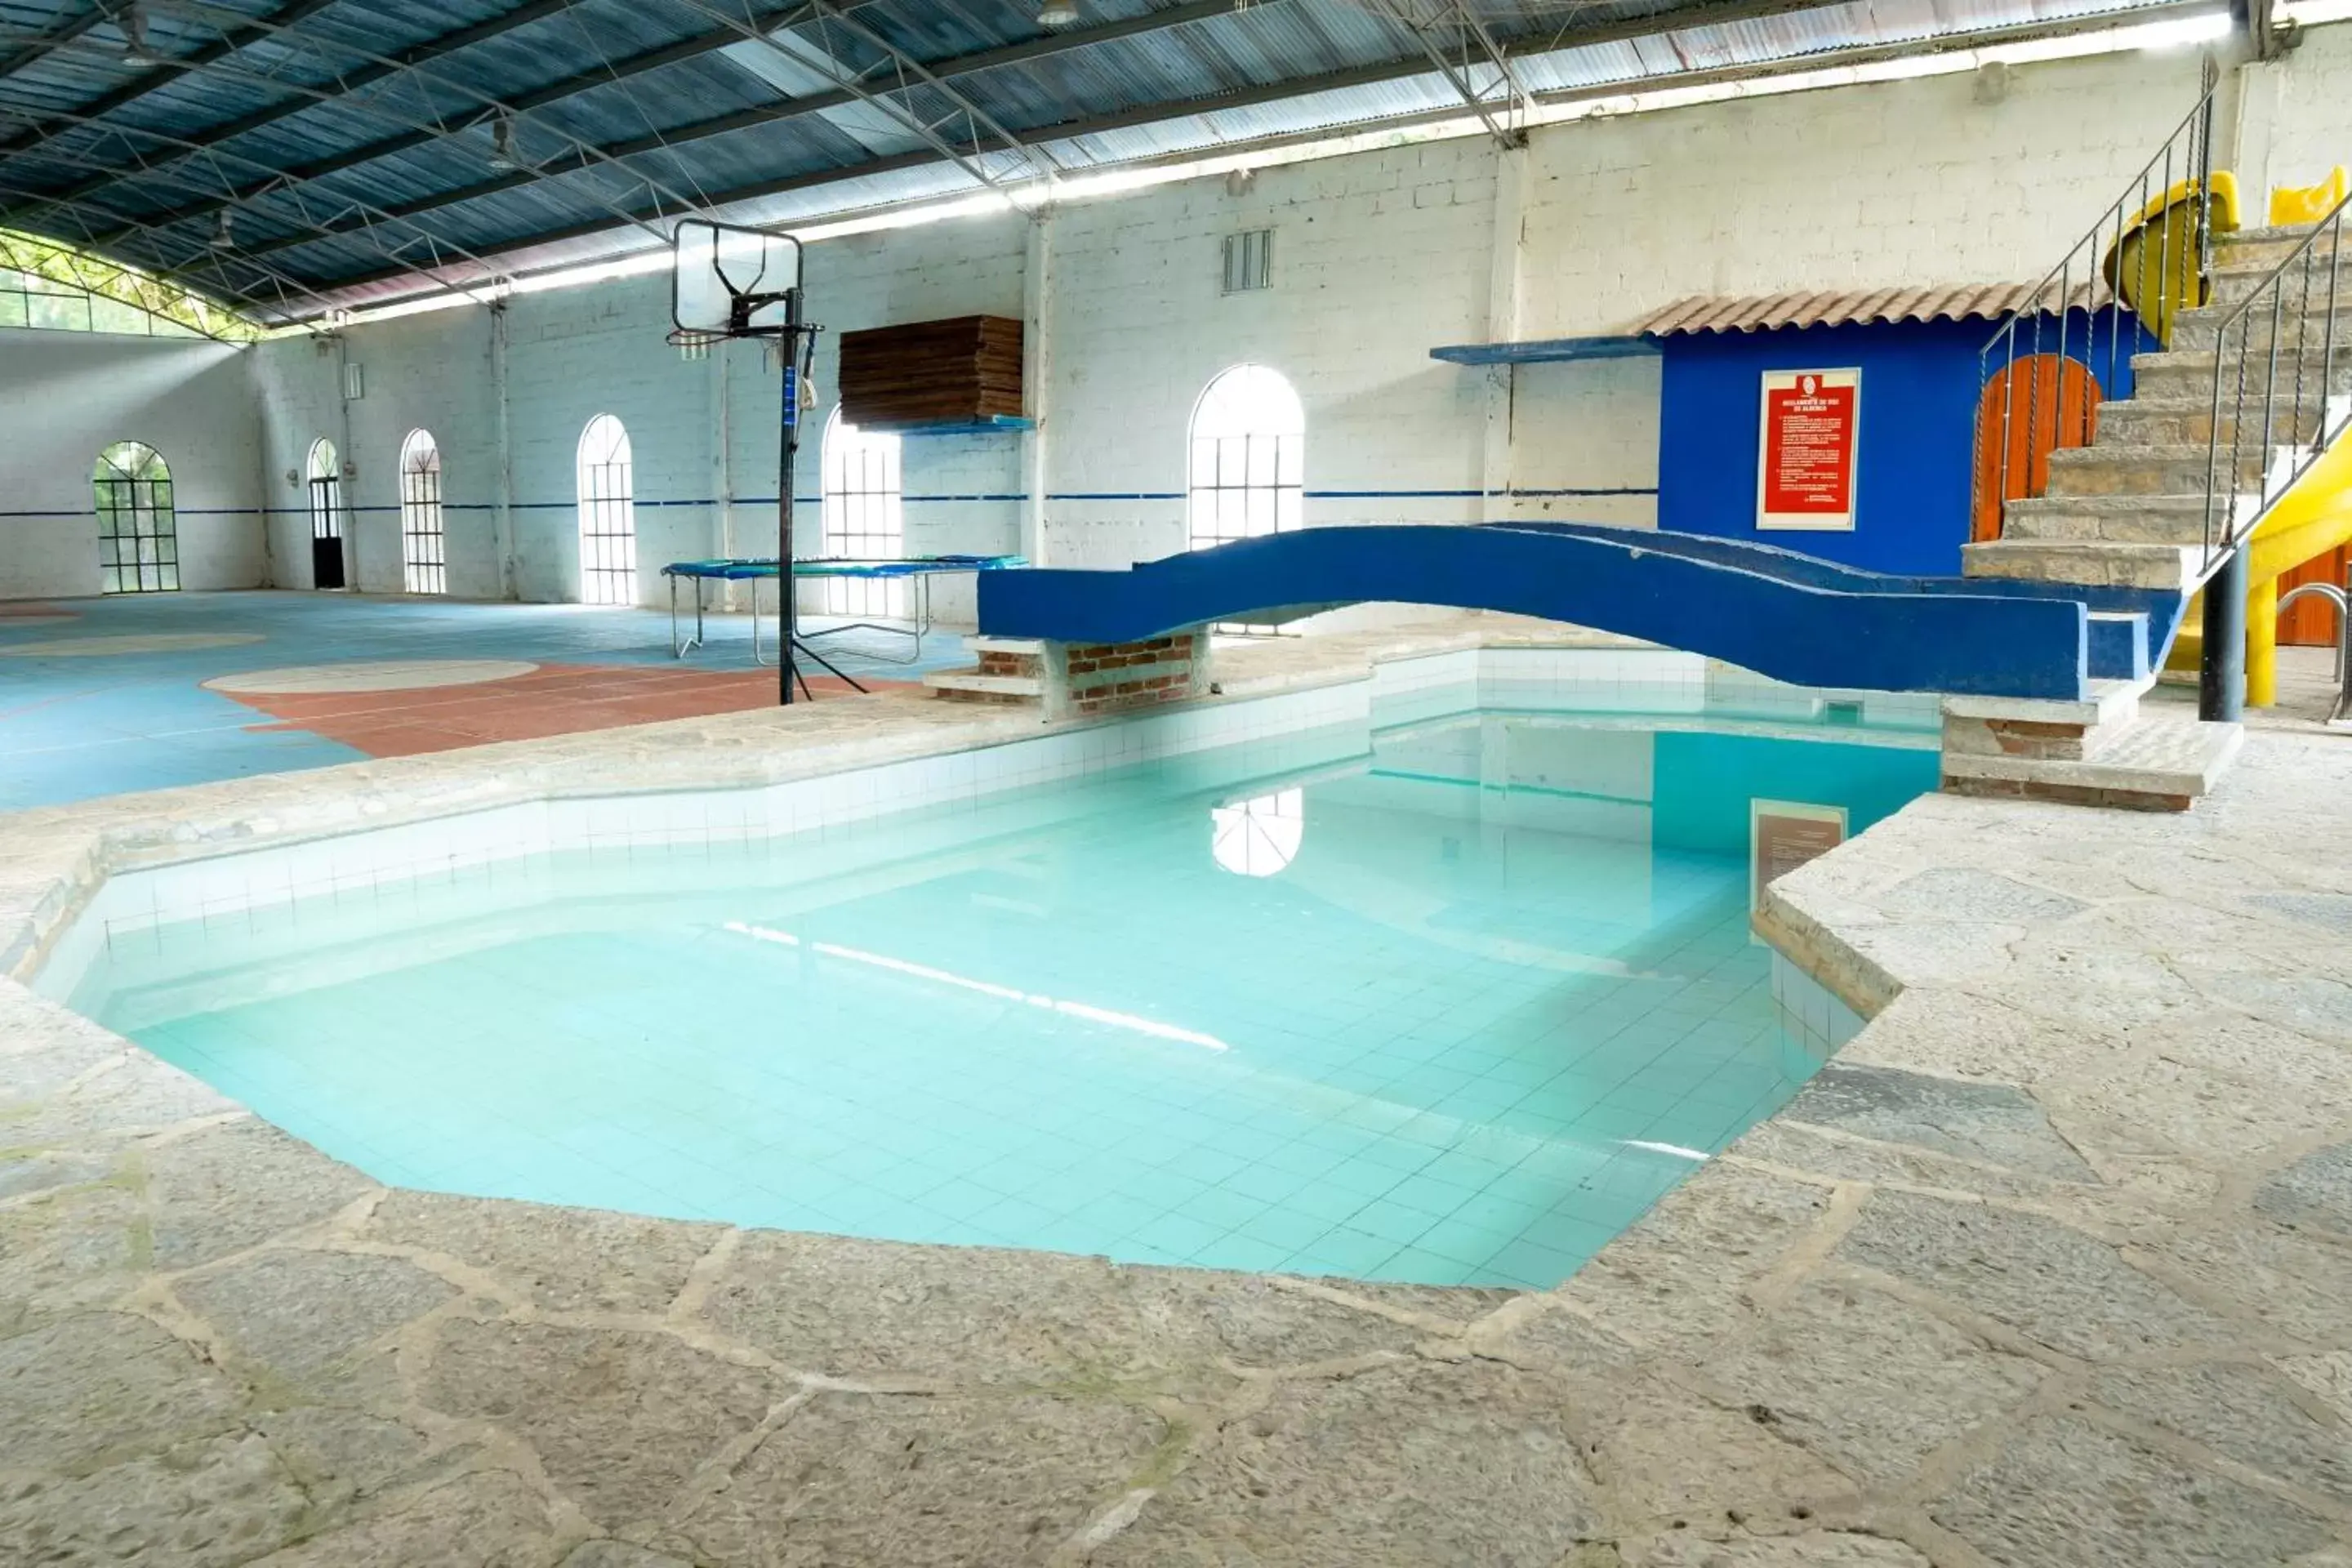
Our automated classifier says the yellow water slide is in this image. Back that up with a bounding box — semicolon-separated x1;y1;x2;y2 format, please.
2109;169;2352;702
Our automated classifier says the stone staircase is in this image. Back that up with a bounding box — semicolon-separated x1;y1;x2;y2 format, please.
1967;225;2352;593
1944;222;2352;808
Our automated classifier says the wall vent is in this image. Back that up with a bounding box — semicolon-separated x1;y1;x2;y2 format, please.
1222;229;1273;294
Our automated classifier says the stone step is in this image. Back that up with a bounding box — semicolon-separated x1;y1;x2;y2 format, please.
1999;493;2219;546
1963;537;2203;590
2173;301;2352;352
1943;673;2153;759
2126;345;2352;403
2042;443;2265;499
1942;715;2244;812
924;670;1045;704
2093;395;2330;449
2204;256;2352;310
969;636;1046;657
2214;223;2347;272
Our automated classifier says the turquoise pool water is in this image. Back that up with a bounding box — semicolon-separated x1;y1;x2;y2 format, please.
68;696;1936;1287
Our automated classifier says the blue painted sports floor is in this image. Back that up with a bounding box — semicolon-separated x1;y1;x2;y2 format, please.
0;591;969;812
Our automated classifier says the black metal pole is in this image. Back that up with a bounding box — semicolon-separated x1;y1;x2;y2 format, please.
777;290;804;707
2201;542;2247;721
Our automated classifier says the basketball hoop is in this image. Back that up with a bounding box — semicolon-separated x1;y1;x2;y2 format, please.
666;216;844;710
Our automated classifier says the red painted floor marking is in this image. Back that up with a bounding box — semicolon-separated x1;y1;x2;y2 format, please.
221;662;917;759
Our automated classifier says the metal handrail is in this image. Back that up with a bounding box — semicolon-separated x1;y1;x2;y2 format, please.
1974;58;2221;533
2274;569;2352;725
2200;185;2352;577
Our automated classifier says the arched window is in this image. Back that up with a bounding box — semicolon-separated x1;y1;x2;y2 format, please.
399;429;446;595
1188;364;1303;552
1211;789;1304;877
576;413;636;606
92;440;176;594
820;408;904;615
306;437;345;590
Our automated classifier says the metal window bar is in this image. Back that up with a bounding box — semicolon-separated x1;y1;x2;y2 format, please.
821;431;904;619
1188;429;1303;635
93;462;178;594
401;453;447;595
579;452;638;607
1974;59;2221;540
307;474;341;541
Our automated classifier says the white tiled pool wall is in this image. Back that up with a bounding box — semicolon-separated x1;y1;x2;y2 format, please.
38;645;1945;996
1770;952;1868;1062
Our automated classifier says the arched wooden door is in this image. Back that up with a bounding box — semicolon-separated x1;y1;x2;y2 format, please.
1971;354;2101;543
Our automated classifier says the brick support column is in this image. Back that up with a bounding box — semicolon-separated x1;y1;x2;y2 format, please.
1044;629;1212;719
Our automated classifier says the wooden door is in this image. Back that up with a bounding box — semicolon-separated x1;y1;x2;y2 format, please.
2277;545;2351;646
1971;354;2101;543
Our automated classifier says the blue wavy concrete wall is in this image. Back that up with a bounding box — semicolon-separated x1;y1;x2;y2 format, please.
978;523;2103;699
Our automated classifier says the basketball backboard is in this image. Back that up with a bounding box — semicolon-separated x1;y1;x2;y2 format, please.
671;219;802;337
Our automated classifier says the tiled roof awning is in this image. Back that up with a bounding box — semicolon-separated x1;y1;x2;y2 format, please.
1634;282;2115;337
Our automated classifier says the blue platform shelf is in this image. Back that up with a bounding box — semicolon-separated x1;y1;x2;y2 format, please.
1430;336;1659;367
884;415;1037;437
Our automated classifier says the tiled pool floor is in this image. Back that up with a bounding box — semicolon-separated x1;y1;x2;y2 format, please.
72;705;1939;1288
0;590;959;810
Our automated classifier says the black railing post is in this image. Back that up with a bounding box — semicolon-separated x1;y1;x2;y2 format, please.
2202;541;2248;721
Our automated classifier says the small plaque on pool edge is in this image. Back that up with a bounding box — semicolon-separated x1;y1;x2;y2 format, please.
1751;799;1848;910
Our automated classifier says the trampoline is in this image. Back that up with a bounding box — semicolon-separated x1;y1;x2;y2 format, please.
661;554;1026;666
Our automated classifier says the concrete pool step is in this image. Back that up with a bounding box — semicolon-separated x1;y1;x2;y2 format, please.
926;636;1049;705
1942;673;2241;809
924;669;1045;704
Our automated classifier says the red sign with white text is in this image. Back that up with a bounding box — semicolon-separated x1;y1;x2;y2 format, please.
1757;368;1860;530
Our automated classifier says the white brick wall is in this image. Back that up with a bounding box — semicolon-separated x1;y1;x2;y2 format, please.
20;36;2352;617
2254;22;2352;202
1517;51;2215;337
1042;140;1499;568
0;329;264;599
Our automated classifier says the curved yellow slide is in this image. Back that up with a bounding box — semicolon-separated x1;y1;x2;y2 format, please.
2103;172;2240;346
2167;430;2352;703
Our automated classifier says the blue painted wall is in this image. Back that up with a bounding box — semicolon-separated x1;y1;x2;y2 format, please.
1656;314;2146;576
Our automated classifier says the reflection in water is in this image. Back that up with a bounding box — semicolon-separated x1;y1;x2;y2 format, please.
1211;786;1303;876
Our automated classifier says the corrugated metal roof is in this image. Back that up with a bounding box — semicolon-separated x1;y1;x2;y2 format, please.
0;0;2197;321
1635;281;2113;335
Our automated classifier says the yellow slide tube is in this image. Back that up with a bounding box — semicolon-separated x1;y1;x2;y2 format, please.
2169;425;2352;704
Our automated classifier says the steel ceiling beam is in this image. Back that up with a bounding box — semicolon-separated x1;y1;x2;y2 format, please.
661;0;1057;200
295;0;2129;309
1354;0;1533;149
176;0;1276;270
2;0;735;268
0;0;862;235
0;95;537;317
0;0;595;225
0;4;115;92
0;0;346;163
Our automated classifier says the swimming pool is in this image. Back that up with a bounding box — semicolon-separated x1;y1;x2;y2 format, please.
53;678;1935;1288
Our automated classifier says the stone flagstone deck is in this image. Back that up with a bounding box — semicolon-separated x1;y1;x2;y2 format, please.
3;627;2350;1566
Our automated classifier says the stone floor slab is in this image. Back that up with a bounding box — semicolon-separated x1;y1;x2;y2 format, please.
1092;1361;1601;1567
1782;1063;2095;1180
673;1391;1160;1567
424;1319;780;1534
177;1249;456;1383
1928;1415;2337;1567
1835;1190;2238;1359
